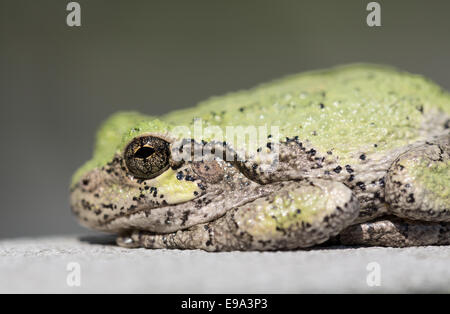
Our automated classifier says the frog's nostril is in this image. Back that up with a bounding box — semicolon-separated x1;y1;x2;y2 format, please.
134;146;155;159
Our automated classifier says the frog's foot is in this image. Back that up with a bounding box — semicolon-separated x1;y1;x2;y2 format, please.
117;179;360;251
339;216;450;247
385;136;450;222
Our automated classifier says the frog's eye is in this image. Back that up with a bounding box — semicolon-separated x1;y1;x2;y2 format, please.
124;136;171;179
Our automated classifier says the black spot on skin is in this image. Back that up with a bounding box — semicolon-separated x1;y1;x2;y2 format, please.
185;175;195;181
82;179;90;186
81;199;92;211
333;166;342;173
165;211;174;224
416;105;424;113
359;154;366;160
239;107;245;112
356;181;366;191
176;172;184;180
345;165;354;173
296;209;301;214
319;103;325;109
327;151;332;155
180;210;191;226
374;144;378;147
406;193;415;203
348;174;355;182
307;149;316;156
444;119;450;129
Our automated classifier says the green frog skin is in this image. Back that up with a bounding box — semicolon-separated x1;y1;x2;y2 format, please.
70;64;450;251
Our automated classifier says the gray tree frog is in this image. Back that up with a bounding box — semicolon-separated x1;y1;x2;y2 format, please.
70;64;449;251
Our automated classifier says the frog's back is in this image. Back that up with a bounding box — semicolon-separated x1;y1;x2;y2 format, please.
163;63;450;162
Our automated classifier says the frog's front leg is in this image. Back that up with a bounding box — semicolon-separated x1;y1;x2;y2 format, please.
339;216;450;247
385;135;450;222
117;179;360;251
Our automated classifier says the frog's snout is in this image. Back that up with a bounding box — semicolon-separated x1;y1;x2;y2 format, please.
70;169;119;231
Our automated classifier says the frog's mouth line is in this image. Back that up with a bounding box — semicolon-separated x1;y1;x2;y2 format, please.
94;190;222;233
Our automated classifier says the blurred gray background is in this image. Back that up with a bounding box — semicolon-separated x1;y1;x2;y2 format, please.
1;0;449;238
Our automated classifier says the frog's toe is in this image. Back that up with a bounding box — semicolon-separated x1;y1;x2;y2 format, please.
116;233;142;248
116;227;215;251
385;136;450;222
339;216;450;247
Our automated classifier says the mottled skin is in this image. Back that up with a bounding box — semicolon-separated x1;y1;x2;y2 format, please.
70;64;450;251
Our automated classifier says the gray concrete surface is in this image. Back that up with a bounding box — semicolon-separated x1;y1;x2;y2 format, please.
0;236;449;293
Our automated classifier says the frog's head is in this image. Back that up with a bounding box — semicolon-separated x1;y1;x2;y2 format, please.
70;112;260;234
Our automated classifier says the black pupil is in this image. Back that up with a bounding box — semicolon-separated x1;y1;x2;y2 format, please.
134;146;155;159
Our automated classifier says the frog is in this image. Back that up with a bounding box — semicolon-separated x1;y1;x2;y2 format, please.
70;64;450;251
